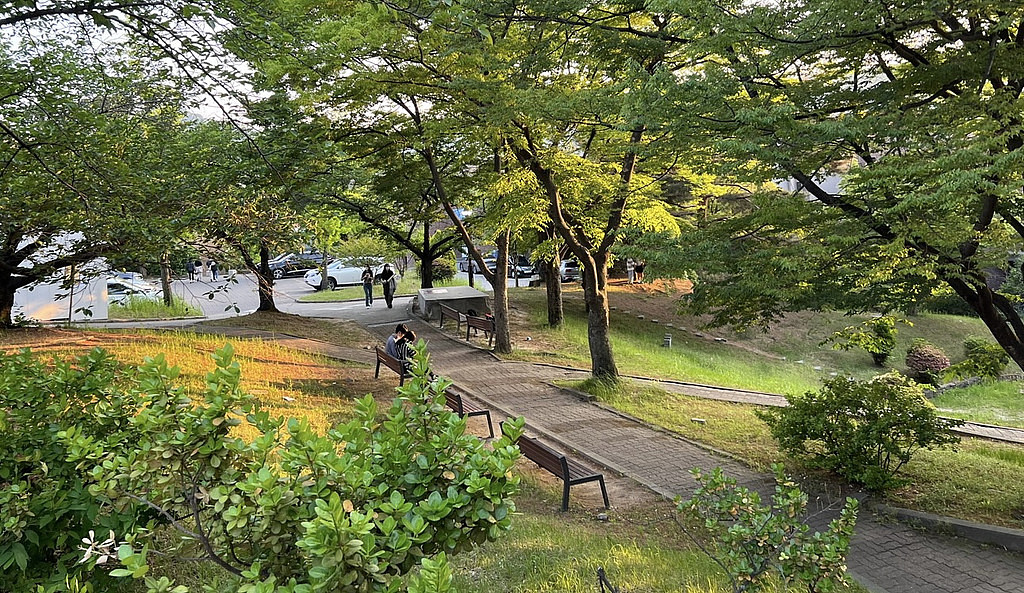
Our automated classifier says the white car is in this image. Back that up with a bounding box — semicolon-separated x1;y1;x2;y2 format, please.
304;261;398;291
107;277;162;305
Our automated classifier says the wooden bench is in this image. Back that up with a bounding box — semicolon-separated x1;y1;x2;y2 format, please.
465;314;495;348
445;385;494;438
438;303;465;332
503;424;609;511
375;346;410;385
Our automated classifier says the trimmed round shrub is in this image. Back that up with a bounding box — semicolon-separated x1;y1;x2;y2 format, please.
905;339;950;384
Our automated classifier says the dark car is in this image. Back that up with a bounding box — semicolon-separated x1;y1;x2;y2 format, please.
268;252;329;279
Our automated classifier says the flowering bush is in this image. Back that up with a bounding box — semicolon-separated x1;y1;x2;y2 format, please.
905;339;950;384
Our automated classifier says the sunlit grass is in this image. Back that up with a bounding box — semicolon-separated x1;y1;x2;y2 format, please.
108;295;202;319
197;310;377;349
0;328;386;438
930;380;1024;428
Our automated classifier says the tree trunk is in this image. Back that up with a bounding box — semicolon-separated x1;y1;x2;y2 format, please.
160;252;173;307
493;229;512;354
0;273;16;327
581;257;617;379
544;256;563;327
421;222;435;288
257;240;278;312
319;248;331;292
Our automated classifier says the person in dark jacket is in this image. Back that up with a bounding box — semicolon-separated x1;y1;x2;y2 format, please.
379;264;397;308
361;266;374;307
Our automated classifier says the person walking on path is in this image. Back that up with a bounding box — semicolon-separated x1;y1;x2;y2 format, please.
210;260;219;281
634;260;645;283
379;264;397;308
626;257;635;284
186;260;196;281
361;266;374;308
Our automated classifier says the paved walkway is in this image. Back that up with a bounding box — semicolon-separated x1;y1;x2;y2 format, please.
188;307;1024;593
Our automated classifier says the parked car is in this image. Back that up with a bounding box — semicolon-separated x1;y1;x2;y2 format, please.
304;260;398;291
508;255;535;278
107;277;161;305
458;256;498;274
559;260;579;282
269;252;329;280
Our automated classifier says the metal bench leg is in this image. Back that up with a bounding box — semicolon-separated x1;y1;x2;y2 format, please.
484;410;494;439
599;476;610;509
375;359;381;378
399;372;405;386
562;480;571;512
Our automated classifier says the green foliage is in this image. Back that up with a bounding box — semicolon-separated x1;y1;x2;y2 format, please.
0;348;146;592
823;316;905;366
423;257;457;284
64;343;521;592
905;339;951;384
947;337;1011;381
759;374;962;490
678;465;858;593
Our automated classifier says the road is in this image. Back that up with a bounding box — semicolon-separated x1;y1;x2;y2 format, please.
170;271;534;320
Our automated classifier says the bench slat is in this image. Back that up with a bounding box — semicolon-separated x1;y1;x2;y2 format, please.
444;387;494;438
375;346;409;386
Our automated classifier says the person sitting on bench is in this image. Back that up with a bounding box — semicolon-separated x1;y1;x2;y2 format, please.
386;323;409;359
395;327;417;375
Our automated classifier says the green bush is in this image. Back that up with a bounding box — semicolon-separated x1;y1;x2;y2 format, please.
758;374;962;491
822;315;904;366
422;256;457;284
64;342;521;592
905;339;950;384
0;348;147;593
920;291;978;317
678;465;858;593
947;337;1010;381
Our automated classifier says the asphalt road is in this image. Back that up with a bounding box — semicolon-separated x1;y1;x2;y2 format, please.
170;271;533;321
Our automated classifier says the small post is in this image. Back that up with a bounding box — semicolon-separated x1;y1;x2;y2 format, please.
662;333;672;348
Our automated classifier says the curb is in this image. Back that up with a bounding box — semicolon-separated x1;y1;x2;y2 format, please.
869;503;1024;553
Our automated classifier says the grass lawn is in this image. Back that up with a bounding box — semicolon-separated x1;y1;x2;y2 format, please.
108;295;202;319
570;378;1024;529
929;380;1024;428
196;310;378;349
298;272;469;303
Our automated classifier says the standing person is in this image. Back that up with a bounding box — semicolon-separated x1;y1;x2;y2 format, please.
635;260;646;283
194;259;203;281
186;260;195;281
626;257;635;284
210;260;219;281
379;264;397;309
361;266;374;308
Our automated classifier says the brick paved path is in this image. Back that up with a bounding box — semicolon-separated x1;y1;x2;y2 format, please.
384;317;1024;593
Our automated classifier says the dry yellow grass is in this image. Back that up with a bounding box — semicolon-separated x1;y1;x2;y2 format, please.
0;327;392;437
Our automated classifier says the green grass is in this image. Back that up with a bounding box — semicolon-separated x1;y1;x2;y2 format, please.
511;289;822;395
929;380;1024;428
450;479;865;593
108;295;202;319
298;273;469;303
568;377;1024;529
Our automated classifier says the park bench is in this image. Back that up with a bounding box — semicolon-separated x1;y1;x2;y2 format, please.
445;385;495;438
374;346;410;386
438;303;465;332
503;424;610;511
465;314;495;348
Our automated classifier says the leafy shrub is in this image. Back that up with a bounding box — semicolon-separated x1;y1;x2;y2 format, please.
823;315;905;366
0;348;146;593
905;339;951;384
64;342;521;592
758;374;962;491
947;337;1010;381
423;256;456;283
678;465;858;593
